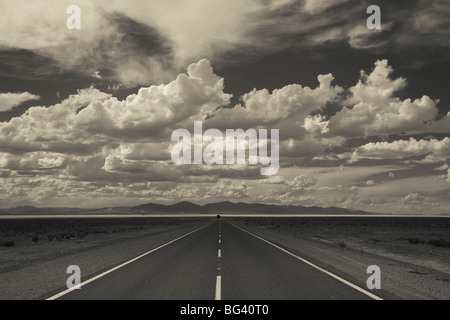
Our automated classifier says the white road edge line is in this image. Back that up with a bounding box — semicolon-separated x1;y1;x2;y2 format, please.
46;221;214;300
230;222;383;301
215;276;222;300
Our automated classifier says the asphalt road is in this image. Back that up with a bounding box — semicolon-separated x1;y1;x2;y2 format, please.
51;219;377;300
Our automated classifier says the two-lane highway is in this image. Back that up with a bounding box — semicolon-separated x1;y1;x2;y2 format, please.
48;219;381;300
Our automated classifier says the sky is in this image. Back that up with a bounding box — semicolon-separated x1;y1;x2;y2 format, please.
0;0;449;214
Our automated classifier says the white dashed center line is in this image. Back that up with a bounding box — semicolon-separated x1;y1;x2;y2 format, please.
215;276;221;300
215;219;222;300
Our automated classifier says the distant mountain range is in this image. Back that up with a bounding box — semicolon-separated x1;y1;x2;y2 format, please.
0;201;374;215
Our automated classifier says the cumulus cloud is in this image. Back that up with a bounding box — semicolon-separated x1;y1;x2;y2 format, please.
0;92;40;112
202;73;345;161
303;115;329;134
207;73;342;129
348;137;450;163
0;57;448;213
102;156;181;181
0;87;112;154
402;193;426;205
0;152;66;171
261;175;285;184
206;179;250;199
76;59;231;138
110;143;171;161
319;60;445;137
0;60;229;156
0;60;236;195
287;175;317;190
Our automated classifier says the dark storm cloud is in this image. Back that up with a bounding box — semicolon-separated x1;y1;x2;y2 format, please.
109;12;173;60
246;0;450;53
55;11;176;86
0;49;85;81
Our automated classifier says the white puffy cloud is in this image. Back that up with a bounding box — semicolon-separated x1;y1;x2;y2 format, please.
111;143;171;161
261;175;285;184
202;73;345;162
76;59;231;137
0;152;66;171
280;136;345;159
348;137;450;163
287;175;317;190
349;60;407;105
402;193;426;205
303;115;329;134
0;92;40;112
0;60;237;193
0;60;229;155
102;155;181;181
0;87;111;154
208;73;342;129
310;60;448;137
206;179;250;198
